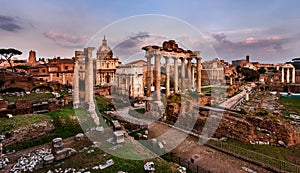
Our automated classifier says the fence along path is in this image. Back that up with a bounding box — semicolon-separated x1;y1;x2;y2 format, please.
159;121;300;173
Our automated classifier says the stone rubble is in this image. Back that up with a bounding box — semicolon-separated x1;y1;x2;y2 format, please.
0;157;9;170
47;167;90;173
99;159;114;170
144;162;155;172
74;133;84;141
241;166;257;173
52;138;77;161
177;166;186;173
10;148;52;172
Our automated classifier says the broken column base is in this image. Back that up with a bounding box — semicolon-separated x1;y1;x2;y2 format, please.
54;148;77;161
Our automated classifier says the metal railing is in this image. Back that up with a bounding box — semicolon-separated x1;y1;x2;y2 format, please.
207;140;300;173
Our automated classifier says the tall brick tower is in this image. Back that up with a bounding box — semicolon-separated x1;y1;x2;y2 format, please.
28;50;36;63
246;55;250;63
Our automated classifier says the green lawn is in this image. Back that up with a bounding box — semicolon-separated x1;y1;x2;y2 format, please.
4;103;83;152
0;114;50;133
2;92;55;103
224;139;289;161
280;96;300;115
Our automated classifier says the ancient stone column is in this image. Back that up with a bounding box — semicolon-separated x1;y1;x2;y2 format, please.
281;68;285;83
154;53;161;103
292;67;296;83
196;54;202;93
84;52;90;103
187;58;192;91
146;54;152;97
96;72;100;85
287;68;290;83
181;58;186;93
117;76;120;94
191;64;195;91
85;47;95;112
73;57;80;109
165;56;170;96
125;75;128;95
230;77;233;85
85;47;99;125
131;75;135;98
173;57;179;93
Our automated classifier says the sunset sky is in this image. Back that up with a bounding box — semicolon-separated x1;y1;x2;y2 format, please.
1;0;300;63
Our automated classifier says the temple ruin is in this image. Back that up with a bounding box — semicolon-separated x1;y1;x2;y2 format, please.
142;40;202;105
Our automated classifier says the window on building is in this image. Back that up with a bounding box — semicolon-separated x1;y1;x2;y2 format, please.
42;69;46;73
65;66;68;70
56;73;59;77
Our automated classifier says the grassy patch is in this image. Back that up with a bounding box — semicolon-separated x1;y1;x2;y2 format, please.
128;108;145;118
224;139;289;161
5;103;83;152
0;114;50;134
2;93;54;103
280;96;300;115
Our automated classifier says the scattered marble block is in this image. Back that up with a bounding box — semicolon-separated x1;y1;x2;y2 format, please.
75;133;84;141
99;159;114;170
44;154;55;165
178;166;186;173
55;148;77;161
144;162;155;173
95;126;105;134
113;131;125;144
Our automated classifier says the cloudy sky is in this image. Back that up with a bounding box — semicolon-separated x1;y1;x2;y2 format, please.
1;0;300;63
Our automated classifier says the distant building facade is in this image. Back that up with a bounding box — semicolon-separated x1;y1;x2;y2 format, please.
95;37;120;86
115;64;144;98
24;50;75;85
201;58;224;84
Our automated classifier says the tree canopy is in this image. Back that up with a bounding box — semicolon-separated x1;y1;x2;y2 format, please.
240;67;260;81
0;48;22;72
258;67;266;74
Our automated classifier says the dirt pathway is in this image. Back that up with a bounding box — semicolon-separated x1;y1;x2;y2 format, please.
148;123;272;173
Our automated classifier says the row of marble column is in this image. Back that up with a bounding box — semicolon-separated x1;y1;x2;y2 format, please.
146;53;202;103
281;67;296;83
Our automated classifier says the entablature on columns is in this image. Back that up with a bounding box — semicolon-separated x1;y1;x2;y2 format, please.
142;44;200;59
281;63;295;69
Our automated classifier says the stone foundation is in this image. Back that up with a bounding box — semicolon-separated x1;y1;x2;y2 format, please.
1;121;55;147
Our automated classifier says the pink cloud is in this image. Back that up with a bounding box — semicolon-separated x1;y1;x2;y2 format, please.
43;31;88;48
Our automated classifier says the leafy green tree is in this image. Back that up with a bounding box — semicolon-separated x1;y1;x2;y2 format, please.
241;68;260;81
258;67;266;74
0;48;22;72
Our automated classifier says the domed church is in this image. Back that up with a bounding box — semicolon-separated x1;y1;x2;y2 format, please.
95;36;120;86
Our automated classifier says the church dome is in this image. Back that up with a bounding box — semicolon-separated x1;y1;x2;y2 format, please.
97;36;113;59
